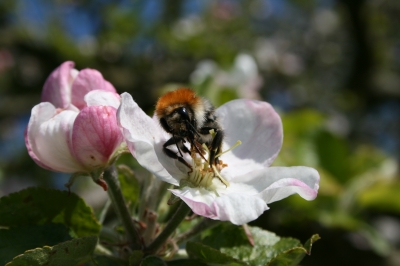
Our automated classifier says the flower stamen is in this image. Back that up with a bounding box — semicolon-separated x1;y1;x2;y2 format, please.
215;140;242;158
212;164;229;187
183;139;241;191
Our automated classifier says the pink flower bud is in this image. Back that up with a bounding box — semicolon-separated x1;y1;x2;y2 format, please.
70;106;123;170
41;61;118;110
25;61;123;174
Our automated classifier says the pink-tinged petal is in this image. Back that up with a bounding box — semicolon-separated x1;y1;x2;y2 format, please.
85;90;120;109
216;99;283;177
25;102;84;173
41;61;76;108
104;80;117;92
25;127;56;171
170;187;268;225
232;166;320;203
117;93;184;185
71;69;117;110
71;106;123;170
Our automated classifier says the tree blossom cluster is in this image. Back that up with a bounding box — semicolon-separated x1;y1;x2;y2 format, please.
25;61;320;225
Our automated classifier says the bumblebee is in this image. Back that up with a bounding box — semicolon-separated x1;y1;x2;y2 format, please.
155;88;223;171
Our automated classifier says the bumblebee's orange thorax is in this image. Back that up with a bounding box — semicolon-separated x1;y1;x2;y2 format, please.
155;88;200;117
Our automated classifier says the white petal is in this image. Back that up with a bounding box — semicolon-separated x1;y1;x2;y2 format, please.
117;93;184;185
26;103;84;173
170;186;268;225
216;99;283;177
232;166;320;203
84;90;121;108
213;193;268;225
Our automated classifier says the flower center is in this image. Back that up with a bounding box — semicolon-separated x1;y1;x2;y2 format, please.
183;139;242;190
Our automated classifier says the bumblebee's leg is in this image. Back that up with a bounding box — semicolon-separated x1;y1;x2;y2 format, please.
163;137;192;171
178;140;190;154
178;142;193;173
209;130;224;165
198;127;222;164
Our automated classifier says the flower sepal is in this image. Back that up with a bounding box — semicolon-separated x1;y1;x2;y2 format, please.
167;192;181;205
64;172;88;193
92;175;108;192
106;142;130;166
63;167;110;192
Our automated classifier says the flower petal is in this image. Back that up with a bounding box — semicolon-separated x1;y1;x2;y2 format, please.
104;80;117;92
71;106;123;170
216;99;283;177
25;102;84;173
232;166;320;203
117;93;184;185
25;127;54;171
170;186;268;225
71;69;117;110
84;90;120;109
41;61;76;109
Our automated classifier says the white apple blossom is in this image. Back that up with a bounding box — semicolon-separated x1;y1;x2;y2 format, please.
117;92;319;225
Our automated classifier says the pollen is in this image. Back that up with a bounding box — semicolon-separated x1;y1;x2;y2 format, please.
183;140;242;191
186;153;229;190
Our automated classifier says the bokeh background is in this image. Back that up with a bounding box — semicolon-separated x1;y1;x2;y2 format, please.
1;0;400;265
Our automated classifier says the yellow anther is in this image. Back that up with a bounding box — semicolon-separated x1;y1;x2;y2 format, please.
183;138;242;191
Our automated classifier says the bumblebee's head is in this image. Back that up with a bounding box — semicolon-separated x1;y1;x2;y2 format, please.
158;104;194;136
155;88;204;136
175;106;190;122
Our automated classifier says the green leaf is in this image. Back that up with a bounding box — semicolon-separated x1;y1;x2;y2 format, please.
200;224;319;266
118;170;140;209
0;187;101;237
141;256;167;266
315;130;349;183
129;250;143;266
281;109;325;136
267;234;320;266
5;236;98;266
0;224;71;265
166;258;207;266
303;234;320;253
201;222;250;249
277;110;325;167
186;242;247;266
349;145;388;176
358;181;400;214
87;255;127;266
358;223;390;256
217;88;238;105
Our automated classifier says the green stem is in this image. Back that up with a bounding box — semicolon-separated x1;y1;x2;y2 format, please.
176;218;220;245
144;201;191;255
139;175;170;220
103;165;142;250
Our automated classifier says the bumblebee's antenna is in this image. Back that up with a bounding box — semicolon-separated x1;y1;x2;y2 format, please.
189;137;209;162
186;121;201;137
184;120;209;162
